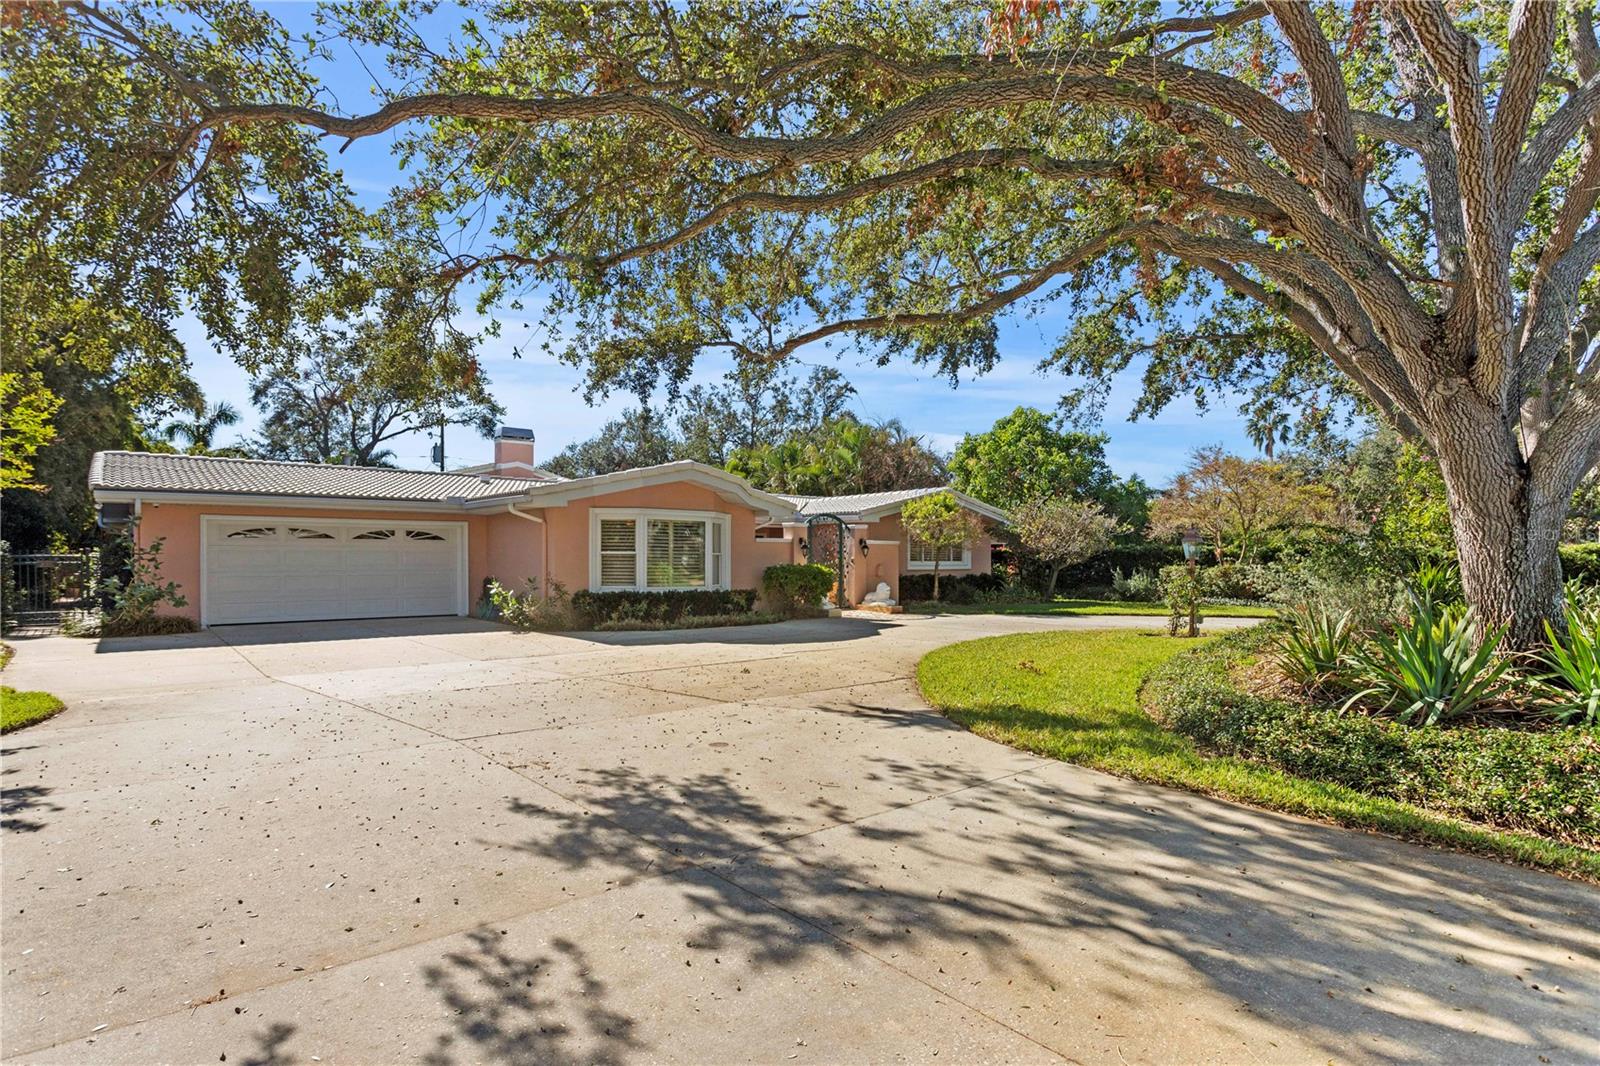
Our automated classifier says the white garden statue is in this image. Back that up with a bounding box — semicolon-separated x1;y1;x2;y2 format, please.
861;582;896;607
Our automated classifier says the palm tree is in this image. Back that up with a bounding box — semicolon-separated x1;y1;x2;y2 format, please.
163;401;242;455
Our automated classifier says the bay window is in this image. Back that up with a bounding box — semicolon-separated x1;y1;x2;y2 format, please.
591;510;730;590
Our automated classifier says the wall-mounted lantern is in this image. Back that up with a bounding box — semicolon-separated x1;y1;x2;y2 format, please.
858;538;870;557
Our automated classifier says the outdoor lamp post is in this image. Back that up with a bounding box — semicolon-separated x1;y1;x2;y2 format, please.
1181;527;1202;638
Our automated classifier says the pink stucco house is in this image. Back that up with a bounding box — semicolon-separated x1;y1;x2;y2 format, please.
89;428;1006;626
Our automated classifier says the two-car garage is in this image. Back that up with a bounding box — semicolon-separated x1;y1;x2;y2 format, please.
201;516;467;626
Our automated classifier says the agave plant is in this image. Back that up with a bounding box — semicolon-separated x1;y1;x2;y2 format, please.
1411;560;1463;609
1275;607;1358;691
1564;578;1600;615
1538;599;1600;726
1343;587;1514;727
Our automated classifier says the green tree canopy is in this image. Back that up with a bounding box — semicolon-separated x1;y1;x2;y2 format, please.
0;373;62;490
1011;497;1120;598
543;408;680;479
950;407;1149;526
248;245;503;465
161;400;245;456
677;364;858;466
1150;446;1340;564
545;363;858;476
728;414;947;495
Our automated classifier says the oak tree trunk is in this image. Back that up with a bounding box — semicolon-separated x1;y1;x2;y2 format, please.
1429;388;1566;649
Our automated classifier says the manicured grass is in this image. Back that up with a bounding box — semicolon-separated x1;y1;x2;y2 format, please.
0;642;13;671
2;686;65;733
916;629;1600;881
908;598;1279;618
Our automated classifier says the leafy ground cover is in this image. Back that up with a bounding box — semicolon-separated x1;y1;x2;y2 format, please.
906;598;1279;618
2;686;65;733
1153;627;1598;845
916;629;1600;881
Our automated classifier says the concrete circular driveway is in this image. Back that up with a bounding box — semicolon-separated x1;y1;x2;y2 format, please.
2;614;1595;1064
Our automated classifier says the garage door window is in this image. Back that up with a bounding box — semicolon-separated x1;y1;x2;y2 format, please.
591;511;730;591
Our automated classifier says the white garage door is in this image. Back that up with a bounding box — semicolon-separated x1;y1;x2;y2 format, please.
203;517;465;625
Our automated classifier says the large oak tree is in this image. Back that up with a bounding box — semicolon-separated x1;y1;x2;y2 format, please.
18;0;1600;644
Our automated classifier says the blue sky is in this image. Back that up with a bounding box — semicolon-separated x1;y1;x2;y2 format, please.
183;4;1259;485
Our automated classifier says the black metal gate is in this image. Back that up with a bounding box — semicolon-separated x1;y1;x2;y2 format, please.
803;514;851;608
3;552;99;628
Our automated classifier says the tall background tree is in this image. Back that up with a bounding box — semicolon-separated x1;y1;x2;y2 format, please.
546;364;860;476
677;364;858;465
1011;498;1119;598
950;407;1151;526
161;400;244;456
543;407;680;479
14;1;1600;642
1151;446;1340;563
728;414;948;495
544;363;947;493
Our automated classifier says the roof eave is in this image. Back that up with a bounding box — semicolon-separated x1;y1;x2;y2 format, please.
850;490;1009;524
90;488;493;512
482;461;792;517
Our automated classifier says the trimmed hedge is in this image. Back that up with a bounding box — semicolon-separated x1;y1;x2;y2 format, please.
569;588;757;628
595;611;785;632
898;570;1007;604
1562;542;1600;585
1144;626;1600;848
761;563;836;614
1055;541;1185;590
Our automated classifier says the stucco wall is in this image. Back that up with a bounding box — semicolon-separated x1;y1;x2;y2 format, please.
850;519;895;606
483;510;546;600
514;482;772;596
131;502;503;622
124;487;993;622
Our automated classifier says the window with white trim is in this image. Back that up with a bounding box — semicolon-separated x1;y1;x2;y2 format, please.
591;510;731;590
647;519;706;587
908;537;969;569
598;519;638;587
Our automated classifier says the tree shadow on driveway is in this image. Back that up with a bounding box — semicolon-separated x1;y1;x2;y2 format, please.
421;929;643;1066
496;756;1599;1064
1;782;60;832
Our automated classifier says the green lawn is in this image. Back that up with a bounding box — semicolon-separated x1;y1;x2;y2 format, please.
2;686;65;733
907;598;1279;618
917;629;1599;881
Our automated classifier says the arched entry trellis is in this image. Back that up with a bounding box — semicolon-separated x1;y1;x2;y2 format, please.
803;513;850;609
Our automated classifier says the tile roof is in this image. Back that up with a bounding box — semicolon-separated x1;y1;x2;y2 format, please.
88;451;558;503
778;488;950;517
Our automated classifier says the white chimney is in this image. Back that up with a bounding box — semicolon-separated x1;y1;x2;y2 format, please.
491;426;536;475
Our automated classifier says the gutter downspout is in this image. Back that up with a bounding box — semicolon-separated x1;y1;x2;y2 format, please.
506;501;548;600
